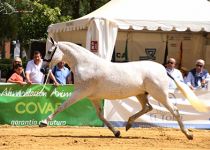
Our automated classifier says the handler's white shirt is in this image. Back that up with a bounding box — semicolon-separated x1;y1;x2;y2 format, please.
25;59;44;83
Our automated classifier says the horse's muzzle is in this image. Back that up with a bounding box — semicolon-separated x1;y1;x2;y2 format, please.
40;67;50;75
40;61;50;75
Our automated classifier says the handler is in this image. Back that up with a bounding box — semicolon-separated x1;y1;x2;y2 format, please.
165;58;184;92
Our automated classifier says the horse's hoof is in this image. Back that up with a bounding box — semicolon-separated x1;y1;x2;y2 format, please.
39;122;47;127
114;131;121;138
187;134;193;140
126;123;132;131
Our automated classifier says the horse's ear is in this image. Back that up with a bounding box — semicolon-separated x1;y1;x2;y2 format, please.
50;37;55;45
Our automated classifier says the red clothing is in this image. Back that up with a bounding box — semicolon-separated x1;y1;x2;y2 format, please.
8;73;23;82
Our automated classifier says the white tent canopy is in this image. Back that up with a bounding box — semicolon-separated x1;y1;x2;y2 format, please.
47;0;210;61
48;0;210;33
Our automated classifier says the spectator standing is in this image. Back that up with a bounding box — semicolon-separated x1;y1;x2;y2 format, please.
52;61;72;84
186;59;210;90
6;56;25;82
165;58;184;91
25;51;58;85
7;64;26;85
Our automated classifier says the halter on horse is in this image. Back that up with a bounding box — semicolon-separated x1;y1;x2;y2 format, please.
39;38;208;140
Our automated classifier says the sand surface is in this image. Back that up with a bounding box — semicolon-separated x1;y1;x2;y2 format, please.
0;126;210;150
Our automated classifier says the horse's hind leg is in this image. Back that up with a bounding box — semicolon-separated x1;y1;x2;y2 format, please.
126;93;153;131
161;100;193;140
145;77;193;140
91;100;121;138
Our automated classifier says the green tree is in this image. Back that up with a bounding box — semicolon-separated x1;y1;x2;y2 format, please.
40;0;110;19
0;13;18;40
0;0;109;57
18;1;70;44
0;1;17;40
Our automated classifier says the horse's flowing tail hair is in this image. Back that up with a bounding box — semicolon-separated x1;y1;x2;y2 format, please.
167;72;208;112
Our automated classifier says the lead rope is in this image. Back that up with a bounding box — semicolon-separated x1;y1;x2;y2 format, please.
40;69;52;93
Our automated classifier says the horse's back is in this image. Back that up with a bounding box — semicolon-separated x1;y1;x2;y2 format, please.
90;60;168;99
111;60;167;79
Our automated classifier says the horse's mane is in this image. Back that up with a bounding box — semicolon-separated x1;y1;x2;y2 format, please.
58;41;98;59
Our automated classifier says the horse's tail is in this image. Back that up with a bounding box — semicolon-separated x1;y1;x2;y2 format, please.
167;72;208;112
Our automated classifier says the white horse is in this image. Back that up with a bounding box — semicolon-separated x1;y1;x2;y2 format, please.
39;38;208;140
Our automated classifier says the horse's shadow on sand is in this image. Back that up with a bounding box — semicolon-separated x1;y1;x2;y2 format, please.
32;135;154;139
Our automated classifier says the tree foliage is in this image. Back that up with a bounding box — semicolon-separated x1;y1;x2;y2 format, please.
19;1;70;44
41;0;110;19
0;12;18;40
0;0;110;51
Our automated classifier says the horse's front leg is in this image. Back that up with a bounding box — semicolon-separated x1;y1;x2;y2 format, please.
91;99;121;138
39;89;88;127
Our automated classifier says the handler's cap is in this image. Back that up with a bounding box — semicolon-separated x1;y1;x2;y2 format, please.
196;59;205;66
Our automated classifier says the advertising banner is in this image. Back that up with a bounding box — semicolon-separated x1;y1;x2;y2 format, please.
0;84;103;126
104;90;210;129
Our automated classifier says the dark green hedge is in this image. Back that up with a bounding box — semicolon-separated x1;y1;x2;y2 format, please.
0;59;11;78
0;64;10;78
0;59;11;64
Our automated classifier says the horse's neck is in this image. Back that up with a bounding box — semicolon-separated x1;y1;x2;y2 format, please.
59;42;96;69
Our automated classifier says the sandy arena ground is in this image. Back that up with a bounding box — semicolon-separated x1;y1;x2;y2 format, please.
0;125;210;150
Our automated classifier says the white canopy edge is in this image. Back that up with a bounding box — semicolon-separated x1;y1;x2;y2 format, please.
47;18;90;33
48;18;210;33
116;20;210;32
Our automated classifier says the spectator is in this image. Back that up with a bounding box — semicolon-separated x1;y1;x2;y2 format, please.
6;56;25;82
7;64;26;85
165;58;184;91
186;59;210;90
65;64;74;84
51;61;72;84
25;51;59;85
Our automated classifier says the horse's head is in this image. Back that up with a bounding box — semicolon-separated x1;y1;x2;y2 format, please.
40;37;64;75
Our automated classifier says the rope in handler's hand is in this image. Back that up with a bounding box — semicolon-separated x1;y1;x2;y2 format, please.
40;69;52;93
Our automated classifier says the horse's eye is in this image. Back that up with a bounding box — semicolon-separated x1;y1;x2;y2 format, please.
48;51;52;54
